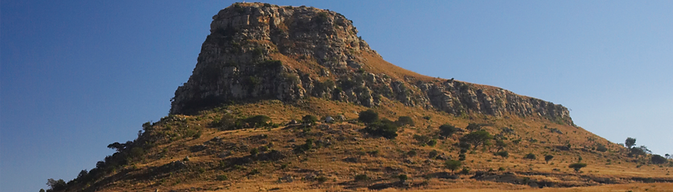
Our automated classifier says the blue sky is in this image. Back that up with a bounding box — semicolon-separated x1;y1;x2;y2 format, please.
1;1;671;191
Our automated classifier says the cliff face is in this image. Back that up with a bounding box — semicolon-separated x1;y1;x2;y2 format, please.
170;3;572;125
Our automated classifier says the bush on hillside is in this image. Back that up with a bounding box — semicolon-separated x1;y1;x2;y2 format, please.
46;178;67;191
362;119;398;139
652;154;667;164
569;163;587;172
439;124;457;137
396;116;414;126
460;130;493;149
302;115;318;125
495;151;509;158
244;115;272;128
524;153;536;160
358;109;379;124
544;155;554;163
444;160;462;173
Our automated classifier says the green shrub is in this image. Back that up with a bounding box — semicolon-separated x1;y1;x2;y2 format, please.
460;167;471;175
458;154;466;161
460;130;493;149
569;163;587;172
407;150;417;157
354;174;369;181
495;151;509;158
358;110;379;124
294;139;314;153
544;155;554;163
595;144;608;152
243;115;271;128
524;153;536;160
217;174;228;181
396;116;414;126
46;178;67;191
302;115;318;125
439;124;457;137
316;176;328;183
250;148;259;156
651;154;667;164
427;139;438;147
444;160;461;173
398;174;408;181
362;119;398;139
429;150;439;159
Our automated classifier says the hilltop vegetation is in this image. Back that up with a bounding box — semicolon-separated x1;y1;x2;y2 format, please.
43;98;673;192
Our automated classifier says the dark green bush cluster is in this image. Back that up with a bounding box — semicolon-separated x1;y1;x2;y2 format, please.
302;115;318;125
444;160;461;173
362;119;399;139
439;124;457;137
396;116;414;126
212;114;276;130
354;174;370;181
524;153;536;160
358;110;399;139
495;151;509;158
651;154;667;164
293;139;314;154
595;143;608;152
358;109;379;124
569;163;587;172
460;130;493;149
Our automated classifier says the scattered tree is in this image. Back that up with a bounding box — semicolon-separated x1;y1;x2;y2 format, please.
544;155;554;164
494;139;507;152
595;143;608;152
495;151;509;158
445;160;462;174
439;124;457;137
77;169;88;180
358;109;379;124
302;115;318;125
524;153;536;160
46;178;66;191
396;116;414;126
625;137;636;149
460;130;493;149
630;146;650;158
651;154;667;164
362;119;398;139
569;163;587;172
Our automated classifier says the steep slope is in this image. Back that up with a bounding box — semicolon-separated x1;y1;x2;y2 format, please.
49;3;672;192
169;3;571;125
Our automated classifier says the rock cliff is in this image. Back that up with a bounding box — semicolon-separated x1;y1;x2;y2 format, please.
170;3;572;125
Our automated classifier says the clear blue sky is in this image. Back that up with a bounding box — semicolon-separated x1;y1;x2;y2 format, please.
2;1;671;191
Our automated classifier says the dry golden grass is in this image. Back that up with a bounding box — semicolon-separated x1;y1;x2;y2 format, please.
81;97;672;192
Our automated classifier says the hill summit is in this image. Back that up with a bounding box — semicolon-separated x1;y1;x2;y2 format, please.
45;3;673;192
170;2;571;125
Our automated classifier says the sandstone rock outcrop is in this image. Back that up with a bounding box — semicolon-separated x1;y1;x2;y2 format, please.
170;3;572;125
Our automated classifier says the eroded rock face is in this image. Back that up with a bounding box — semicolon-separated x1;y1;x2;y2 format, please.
170;3;572;125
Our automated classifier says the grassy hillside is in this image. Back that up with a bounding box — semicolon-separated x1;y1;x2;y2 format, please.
52;97;672;192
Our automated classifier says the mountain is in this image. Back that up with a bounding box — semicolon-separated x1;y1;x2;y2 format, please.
47;3;672;192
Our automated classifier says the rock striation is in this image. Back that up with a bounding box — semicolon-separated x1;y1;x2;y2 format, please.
170;3;572;125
